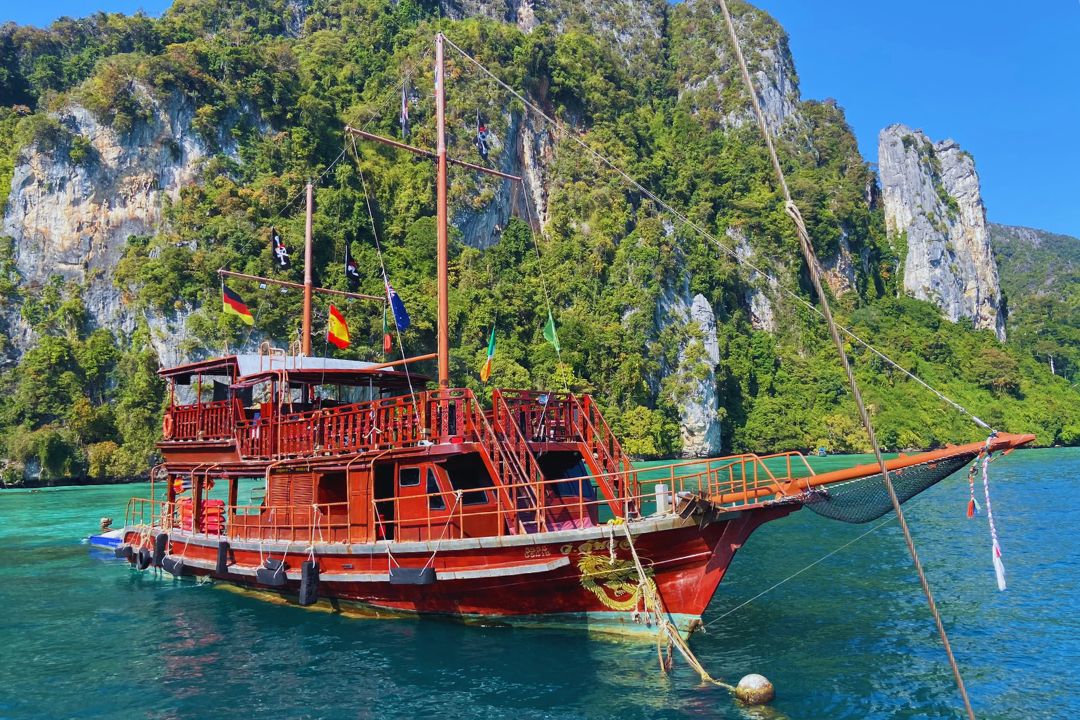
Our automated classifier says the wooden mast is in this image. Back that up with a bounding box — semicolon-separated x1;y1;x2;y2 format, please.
435;33;449;388
342;34;521;383
302;182;314;356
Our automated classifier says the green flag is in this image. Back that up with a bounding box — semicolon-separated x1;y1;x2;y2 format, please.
543;310;560;354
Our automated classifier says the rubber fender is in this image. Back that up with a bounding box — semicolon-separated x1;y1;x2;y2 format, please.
256;558;287;587
161;556;186;577
215;541;230;575
299;560;319;606
137;547;152;570
389;566;436;585
153;533;168;567
114;544;133;560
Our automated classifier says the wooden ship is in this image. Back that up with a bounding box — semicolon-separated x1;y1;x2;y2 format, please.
116;34;1035;638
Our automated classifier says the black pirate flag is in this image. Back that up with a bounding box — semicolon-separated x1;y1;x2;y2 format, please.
271;227;290;269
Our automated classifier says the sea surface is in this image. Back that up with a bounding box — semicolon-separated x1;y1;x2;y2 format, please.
1;447;1076;719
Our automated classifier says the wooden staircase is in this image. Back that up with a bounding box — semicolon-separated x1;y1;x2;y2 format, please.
455;390;545;534
570;394;638;515
491;389;551;532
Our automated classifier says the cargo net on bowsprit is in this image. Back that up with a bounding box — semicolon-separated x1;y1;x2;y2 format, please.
802;452;979;524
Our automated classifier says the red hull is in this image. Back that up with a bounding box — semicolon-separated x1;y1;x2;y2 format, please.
123;505;795;637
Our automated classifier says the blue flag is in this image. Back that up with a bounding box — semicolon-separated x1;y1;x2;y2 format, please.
387;284;411;332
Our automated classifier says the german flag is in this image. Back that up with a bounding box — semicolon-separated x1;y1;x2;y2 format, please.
327;304;350;350
222;285;254;326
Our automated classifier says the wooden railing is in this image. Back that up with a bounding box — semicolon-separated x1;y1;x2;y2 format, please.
454;389;534;533
491;389;551;529
122;447;815;546
493;389;577;443
166;401;234;441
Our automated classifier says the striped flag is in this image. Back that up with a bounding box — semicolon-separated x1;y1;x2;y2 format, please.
222;285;254;326
479;326;496;382
327;304;350;350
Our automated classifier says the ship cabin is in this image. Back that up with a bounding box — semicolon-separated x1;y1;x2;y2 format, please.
148;350;642;548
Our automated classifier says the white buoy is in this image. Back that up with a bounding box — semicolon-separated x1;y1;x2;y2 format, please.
735;673;774;705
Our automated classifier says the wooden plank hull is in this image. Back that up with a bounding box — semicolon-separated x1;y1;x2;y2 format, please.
122;504;796;638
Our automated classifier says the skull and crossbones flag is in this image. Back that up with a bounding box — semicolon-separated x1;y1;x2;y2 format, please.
271;227;290;269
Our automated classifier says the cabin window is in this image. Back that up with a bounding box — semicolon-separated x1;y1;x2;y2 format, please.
399;467;420;487
461;489;489;506
427;469;446;511
443;454;495;505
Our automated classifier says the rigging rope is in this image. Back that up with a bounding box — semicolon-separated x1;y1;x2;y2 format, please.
704;515;896;629
618;522;736;692
440;35;989;432
517;178;561;363
348;135;422;427
714;2;975;717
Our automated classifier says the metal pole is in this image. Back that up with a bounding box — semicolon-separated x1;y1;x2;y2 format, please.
435;33;449;388
302;182;314;356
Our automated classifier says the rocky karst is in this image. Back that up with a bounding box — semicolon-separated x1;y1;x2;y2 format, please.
1;86;218;363
878;124;1006;340
0;0;1029;459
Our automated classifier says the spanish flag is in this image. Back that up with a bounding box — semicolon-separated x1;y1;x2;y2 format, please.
222;285;254;325
327;304;350;350
479;326;496;382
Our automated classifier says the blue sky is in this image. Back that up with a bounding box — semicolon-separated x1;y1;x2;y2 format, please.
5;0;1080;237
751;0;1080;237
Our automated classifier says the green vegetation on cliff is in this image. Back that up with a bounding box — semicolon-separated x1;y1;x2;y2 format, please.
0;0;1077;480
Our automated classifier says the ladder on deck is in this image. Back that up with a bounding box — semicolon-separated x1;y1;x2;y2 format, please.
459;391;545;534
569;394;637;515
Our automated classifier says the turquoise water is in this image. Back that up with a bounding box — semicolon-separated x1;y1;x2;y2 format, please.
1;448;1077;719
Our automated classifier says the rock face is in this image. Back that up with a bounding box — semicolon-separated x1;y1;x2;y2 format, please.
878;124;1006;340
439;0;667;64
730;227;777;331
1;86;215;361
656;280;722;457
669;0;800;135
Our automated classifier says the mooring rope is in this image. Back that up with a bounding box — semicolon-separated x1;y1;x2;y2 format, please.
714;2;975;716
618;522;736;692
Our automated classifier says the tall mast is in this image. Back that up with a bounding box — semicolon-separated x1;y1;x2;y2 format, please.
435;33;450;388
302;181;314;356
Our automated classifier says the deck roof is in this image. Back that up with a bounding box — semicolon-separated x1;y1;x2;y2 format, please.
161;353;429;387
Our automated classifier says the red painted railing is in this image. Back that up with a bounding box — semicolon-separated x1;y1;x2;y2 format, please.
491;389;550;529
572;394;637;503
492;389;576;443
166;401;234;441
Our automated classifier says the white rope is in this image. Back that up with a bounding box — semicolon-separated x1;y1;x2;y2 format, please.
979;441;1006;591
422;490;463;571
441;35;989;432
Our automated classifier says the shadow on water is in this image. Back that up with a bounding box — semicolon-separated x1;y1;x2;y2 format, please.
2;450;1078;719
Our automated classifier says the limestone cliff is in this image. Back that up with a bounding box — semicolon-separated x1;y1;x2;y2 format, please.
669;0;800;135
878;124;1006;340
655;280;722;457
1;86;227;365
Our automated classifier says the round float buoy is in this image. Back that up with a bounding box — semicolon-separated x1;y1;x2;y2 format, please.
734;674;774;705
161;414;174;439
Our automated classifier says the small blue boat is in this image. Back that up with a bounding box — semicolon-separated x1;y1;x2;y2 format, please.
87;529;123;549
